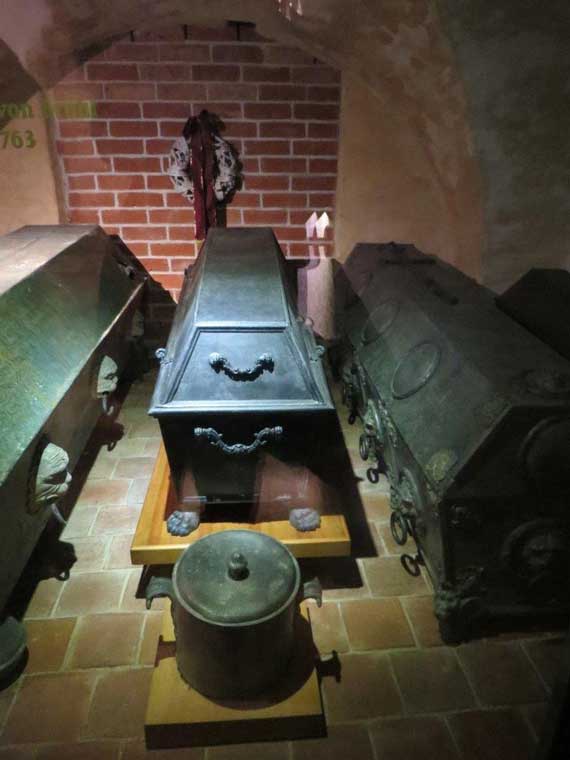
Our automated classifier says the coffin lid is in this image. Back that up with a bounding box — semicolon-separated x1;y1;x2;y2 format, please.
0;225;144;484
150;227;333;414
345;244;570;492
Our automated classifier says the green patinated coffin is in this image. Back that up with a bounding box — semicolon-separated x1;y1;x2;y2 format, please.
0;225;145;613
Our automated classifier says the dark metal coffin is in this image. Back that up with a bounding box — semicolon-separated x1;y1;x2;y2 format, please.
0;225;145;615
150;227;334;506
336;242;570;641
497;269;570;363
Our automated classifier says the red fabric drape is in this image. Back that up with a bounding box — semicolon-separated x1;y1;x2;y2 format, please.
186;111;217;239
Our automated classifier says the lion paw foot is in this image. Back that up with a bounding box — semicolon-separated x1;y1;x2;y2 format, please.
167;510;201;537
289;507;321;532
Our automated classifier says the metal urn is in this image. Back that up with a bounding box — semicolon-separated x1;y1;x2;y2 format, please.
146;530;322;699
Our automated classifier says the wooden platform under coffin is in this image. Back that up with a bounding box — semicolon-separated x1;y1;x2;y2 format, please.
144;603;325;749
131;442;352;565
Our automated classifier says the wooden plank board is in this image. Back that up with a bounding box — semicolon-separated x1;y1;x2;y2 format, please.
145;603;325;749
131;442;351;565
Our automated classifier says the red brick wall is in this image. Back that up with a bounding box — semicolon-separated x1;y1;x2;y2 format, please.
53;25;340;312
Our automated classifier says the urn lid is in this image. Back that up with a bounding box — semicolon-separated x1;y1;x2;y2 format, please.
173;530;299;625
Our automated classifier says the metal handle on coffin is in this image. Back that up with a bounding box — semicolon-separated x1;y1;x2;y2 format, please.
194;426;283;455
208;352;274;381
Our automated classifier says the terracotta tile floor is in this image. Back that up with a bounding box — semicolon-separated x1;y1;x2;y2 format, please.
0;370;565;759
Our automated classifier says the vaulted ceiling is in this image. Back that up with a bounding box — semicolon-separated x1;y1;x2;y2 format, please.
1;0;569;290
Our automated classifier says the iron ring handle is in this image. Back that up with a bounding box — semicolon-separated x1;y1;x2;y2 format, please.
194;426;283;455
208;352;274;381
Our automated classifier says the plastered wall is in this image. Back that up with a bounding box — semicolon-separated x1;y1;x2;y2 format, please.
335;75;482;276
0;93;62;236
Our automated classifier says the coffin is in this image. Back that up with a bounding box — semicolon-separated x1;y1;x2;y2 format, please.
150;227;334;525
335;242;570;641
497;269;570;363
0;225;145;621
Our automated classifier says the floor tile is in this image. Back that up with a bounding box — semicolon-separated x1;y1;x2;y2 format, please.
308;602;349;655
34;740;121;759
113;457;155;479
1;672;95;744
457;640;546;705
67;613;144;669
85;668;154;739
447;708;535;760
69;536;109;573
303;557;369;602
369;716;459;760
401;596;442;647
87;455;117;479
121;570;166;613
322;653;402;722
376;521;405;555
0;747;36;759
105;534;134;569
127;479;151;506
138;612;163;665
370;523;387;556
144;439;161;456
292;722;374;760
76;479;131;507
99;437;149;459
0;681;19;731
54;571;128;616
61;506;99;539
208;741;289;759
390;649;475;714
522;702;548;741
361;557;428;597
523;636;566;691
128;419;160;439
25;618;76;673
24;578;65;619
359;492;391;521
93;506;141;535
122;741;204;759
118;407;152;425
341;598;415;650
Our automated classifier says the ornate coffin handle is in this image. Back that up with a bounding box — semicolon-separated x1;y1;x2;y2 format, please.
208;352;274;381
194;426;283;455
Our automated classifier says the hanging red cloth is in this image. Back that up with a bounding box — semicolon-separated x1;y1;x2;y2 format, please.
185;111;217;239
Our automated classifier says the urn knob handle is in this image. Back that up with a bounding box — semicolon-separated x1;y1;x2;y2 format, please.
228;551;249;581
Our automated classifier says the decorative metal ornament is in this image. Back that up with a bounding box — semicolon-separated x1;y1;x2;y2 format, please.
360;299;400;345
391;341;441;400
501;519;570;601
208;351;274;381
520;417;570;496
194;426;283;456
96;355;119;416
167;132;240;204
425;449;457;484
96;356;119;396
524;368;570;398
29;442;71;514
